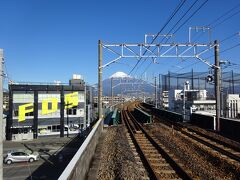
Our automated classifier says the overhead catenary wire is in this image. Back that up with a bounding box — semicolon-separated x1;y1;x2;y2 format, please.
170;1;240;74
191;2;240;42
128;0;187;75
176;32;240;71
134;0;200;76
136;0;209;78
204;43;240;60
137;0;199;74
220;32;239;43
172;0;209;35
208;3;240;26
212;8;240;29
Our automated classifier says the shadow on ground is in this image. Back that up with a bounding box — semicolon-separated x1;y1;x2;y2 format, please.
25;129;90;180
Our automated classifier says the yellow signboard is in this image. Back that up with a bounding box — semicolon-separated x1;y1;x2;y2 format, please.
18;92;79;122
19;103;34;122
42;98;58;115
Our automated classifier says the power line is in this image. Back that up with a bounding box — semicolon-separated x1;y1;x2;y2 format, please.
171;31;240;74
175;61;201;73
172;0;209;34
220;32;239;43
160;0;199;43
137;0;209;77
204;43;240;60
128;0;187;75
148;0;187;45
191;3;240;42
212;8;240;29
221;43;240;54
158;0;201;51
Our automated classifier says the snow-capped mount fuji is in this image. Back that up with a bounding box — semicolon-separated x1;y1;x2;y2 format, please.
110;71;131;79
95;71;154;96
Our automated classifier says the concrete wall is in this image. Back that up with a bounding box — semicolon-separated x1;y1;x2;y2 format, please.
190;113;240;142
58;118;103;180
190;113;214;130
133;108;152;123
153;108;183;122
220;118;240;142
12;133;34;141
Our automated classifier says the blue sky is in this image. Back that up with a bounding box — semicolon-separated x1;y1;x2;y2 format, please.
1;0;240;86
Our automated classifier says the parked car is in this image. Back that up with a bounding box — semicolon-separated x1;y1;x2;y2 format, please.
4;149;40;165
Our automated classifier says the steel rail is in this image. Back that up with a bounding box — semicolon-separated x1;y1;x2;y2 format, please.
139;103;240;163
122;110;158;180
124;105;192;179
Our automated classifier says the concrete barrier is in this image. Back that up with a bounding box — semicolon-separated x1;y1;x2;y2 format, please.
152;108;183;122
190;113;240;142
58;118;103;180
220;117;240;142
12;133;34;141
190;113;214;130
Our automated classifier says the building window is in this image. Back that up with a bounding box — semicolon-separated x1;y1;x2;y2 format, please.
14;110;19;116
26;112;33;116
67;108;77;115
67;109;72;115
73;109;77;115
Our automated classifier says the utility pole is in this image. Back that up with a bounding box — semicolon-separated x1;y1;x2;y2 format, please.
232;70;235;94
155;76;157;108
191;69;194;90
111;77;113;107
168;71;170;91
66;101;69;137
214;40;221;131
220;63;224;117
0;49;3;180
120;78;122;105
159;74;161;108
98;40;103;120
183;81;186;121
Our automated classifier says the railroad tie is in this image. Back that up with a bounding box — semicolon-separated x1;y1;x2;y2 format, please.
155;169;176;174
143;149;158;153
232;152;240;155
141;177;150;180
135;156;141;161
132;152;138;156
128;142;134;145
141;146;156;150
220;154;228;158
151;163;169;168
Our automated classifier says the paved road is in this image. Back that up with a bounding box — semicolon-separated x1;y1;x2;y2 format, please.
3;133;88;180
4;159;46;180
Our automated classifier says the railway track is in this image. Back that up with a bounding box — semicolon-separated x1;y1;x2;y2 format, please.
137;103;240;166
122;108;193;179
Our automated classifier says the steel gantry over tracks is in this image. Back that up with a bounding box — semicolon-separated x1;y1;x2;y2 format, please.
98;34;221;131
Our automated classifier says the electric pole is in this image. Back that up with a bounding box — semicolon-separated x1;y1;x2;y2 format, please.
0;49;3;180
159;74;161;108
214;40;221;131
98;40;103;120
183;81;186;121
155;76;157;108
66;101;69;137
111;77;113;107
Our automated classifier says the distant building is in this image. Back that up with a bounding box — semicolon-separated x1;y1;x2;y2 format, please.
86;85;95;125
161;91;169;109
7;75;94;141
93;96;125;106
3;90;9;112
226;94;240;118
168;81;215;120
